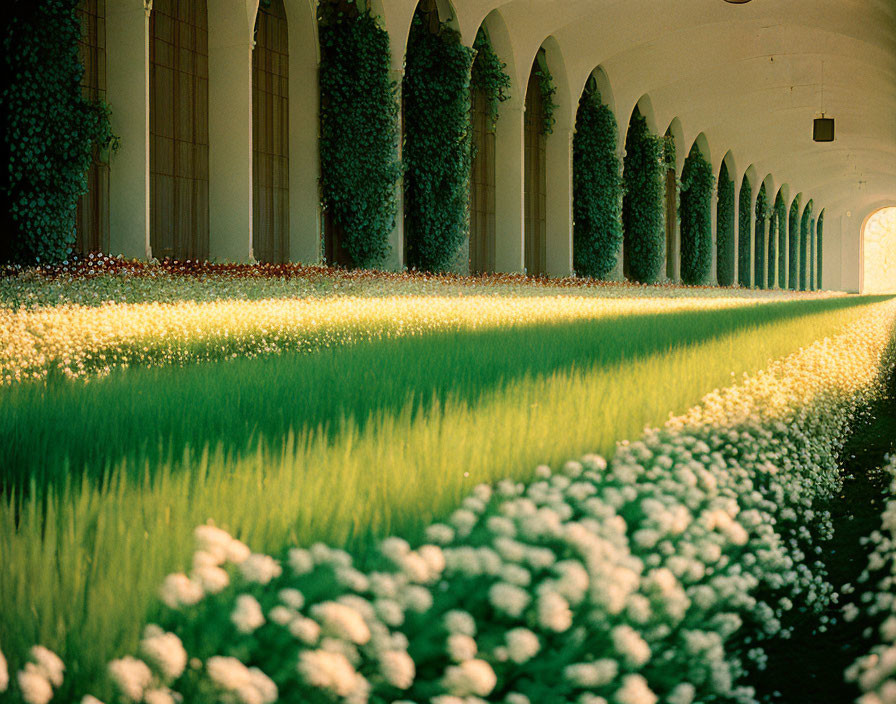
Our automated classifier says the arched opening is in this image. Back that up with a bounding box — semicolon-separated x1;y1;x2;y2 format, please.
523;49;549;276
468;26;508;274
788;194;801;291
862;207;896;292
75;0;110;255
754;182;768;288
738;172;752;287
572;70;621;279
716;156;736;287
252;0;289;263
622;103;664;284
149;0;210;261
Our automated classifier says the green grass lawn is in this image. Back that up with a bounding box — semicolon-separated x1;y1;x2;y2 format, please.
0;294;891;697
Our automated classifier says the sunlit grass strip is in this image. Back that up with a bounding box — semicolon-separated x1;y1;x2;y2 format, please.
0;288;840;384
1;299;892;696
1;296;881;494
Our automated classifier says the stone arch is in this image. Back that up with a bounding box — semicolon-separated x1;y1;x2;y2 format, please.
590;66;616;121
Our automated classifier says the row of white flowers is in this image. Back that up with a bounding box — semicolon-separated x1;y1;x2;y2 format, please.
2;301;892;704
846;454;896;704
0;267;833;384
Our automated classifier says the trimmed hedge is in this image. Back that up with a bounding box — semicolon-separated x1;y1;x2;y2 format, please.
403;8;475;272
716;161;735;286
2;0;116;264
788;197;801;291
800;200;813;291
679;145;714;285
318;5;402;268
775;193;787;288
572;80;622;279
738;176;752;287
622;108;665;283
754;183;768;288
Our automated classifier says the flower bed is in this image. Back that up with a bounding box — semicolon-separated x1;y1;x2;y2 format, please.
846;454;896;704
0;256;838;384
3;304;892;703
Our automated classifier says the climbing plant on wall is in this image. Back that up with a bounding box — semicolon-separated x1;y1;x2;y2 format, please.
716;162;735;286
817;210;824;289
572;80;622;279
788;197;801;291
738;176;752;287
799;200;813;291
403;7;475;272
775;193;787;288
679;144;715;285
753;183;768;288
622;109;665;283
767;210;777;287
533;52;558;135
2;0;116;264
319;3;401;268
470;28;510;130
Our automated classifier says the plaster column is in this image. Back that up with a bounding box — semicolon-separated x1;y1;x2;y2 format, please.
731;174;740;286
545;126;574;277
609;149;625;281
107;0;151;259
286;24;321;263
494;102;525;273
207;1;254;262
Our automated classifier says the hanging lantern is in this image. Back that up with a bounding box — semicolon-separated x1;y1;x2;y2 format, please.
814;116;835;142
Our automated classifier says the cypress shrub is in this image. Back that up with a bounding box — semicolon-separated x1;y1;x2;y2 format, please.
738;176;752;287
817;210;824;289
573;81;622;279
679;144;714;285
2;0;115;264
753;183;768;288
319;5;402;268
403;8;474;272
800;201;813;290
788;197;801;290
716;162;735;286
622;109;665;283
775;193;787;288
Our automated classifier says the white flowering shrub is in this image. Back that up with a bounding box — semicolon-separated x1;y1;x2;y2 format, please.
846;454;896;704
2;304;893;703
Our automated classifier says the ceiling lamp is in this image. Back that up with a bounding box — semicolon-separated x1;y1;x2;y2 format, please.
722;0;753;3
813;61;835;142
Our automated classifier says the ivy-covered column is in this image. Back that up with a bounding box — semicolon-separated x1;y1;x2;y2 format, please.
107;0;152;259
709;179;718;285
788;198;800;290
737;176;753;287
679;144;714;285
207;0;254;261
387;66;405;270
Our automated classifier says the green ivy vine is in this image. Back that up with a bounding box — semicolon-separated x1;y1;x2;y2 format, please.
817;210;824;289
809;215;817;291
2;0;116;264
533;52;558;135
716;161;735;286
775;193;787;288
572;80;621;279
799;200;813;291
753;183;769;288
788;196;801;291
470;28;510;130
403;7;474;272
738;176;752;287
318;2;401;268
622;108;665;284
679;145;715;285
767;210;777;286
